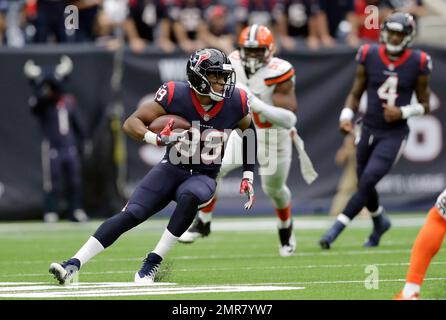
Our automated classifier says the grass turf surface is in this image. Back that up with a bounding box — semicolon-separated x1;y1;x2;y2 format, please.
0;214;445;300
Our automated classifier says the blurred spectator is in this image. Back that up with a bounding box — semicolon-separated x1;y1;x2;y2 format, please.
169;0;209;53
352;0;392;43
70;0;101;42
0;0;8;45
200;4;235;54
382;0;427;21
1;0;27;47
319;0;360;47
234;0;276;40
314;4;336;48
33;0;67;43
94;0;128;50
275;0;335;51
24;0;38;43
124;0;175;53
23;56;90;223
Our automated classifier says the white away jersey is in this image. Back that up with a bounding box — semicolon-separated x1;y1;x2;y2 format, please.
229;50;295;129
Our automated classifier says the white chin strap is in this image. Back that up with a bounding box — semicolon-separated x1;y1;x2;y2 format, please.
386;43;404;54
209;92;224;102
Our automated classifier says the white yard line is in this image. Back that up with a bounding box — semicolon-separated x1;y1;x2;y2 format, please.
2;260;446;278
0;283;304;298
0;277;445;298
0;216;427;234
0;248;417;267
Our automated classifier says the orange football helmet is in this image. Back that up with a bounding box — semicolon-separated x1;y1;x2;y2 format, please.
238;24;275;74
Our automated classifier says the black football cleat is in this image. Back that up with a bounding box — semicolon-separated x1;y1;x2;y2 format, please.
364;210;391;247
178;218;211;243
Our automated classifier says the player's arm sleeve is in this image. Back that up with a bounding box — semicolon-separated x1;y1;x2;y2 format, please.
238;87;251;118
264;66;295;87
238;83;297;129
419;52;432;76
153;81;175;111
241;119;257;174
355;44;370;65
251;95;296;128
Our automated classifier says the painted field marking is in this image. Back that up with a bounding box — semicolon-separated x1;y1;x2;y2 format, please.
3;260;446;279
0;216;427;234
0;282;304;298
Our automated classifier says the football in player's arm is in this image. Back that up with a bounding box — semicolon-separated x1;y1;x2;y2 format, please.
48;48;257;285
179;25;310;258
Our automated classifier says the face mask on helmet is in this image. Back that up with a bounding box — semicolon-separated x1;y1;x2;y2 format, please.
380;13;416;55
238;24;274;75
186;49;236;102
205;67;236;102
240;46;269;75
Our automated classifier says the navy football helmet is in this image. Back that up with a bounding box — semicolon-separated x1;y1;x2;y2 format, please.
186;48;236;102
380;12;416;55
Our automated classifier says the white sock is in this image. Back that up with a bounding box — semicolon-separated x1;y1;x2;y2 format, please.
73;236;104;266
337;213;351;226
198;211;212;223
278;218;292;229
370;206;384;218
153;229;178;259
402;282;420;298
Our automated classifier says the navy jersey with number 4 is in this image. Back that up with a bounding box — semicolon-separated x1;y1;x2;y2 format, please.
154;81;250;177
357;43;432;135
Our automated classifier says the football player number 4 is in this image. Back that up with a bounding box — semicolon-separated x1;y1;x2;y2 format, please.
377;75;398;106
376;76;443;162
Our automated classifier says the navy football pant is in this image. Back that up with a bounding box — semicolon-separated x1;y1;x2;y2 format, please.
343;127;406;220
94;162;216;248
43;145;82;213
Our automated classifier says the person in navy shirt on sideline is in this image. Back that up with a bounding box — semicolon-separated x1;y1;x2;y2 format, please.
24;56;90;224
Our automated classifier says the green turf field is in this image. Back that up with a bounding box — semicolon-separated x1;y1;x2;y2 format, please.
0;214;445;300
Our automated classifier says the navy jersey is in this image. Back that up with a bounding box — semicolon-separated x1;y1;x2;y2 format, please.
356;43;432;135
154;81;250;177
31;94;86;149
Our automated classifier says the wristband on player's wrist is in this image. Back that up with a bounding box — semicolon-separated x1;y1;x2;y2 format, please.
400;103;425;119
143;130;159;145
339;107;355;122
242;171;254;182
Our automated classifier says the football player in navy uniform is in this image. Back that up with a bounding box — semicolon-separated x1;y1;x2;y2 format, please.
319;12;432;249
49;48;257;284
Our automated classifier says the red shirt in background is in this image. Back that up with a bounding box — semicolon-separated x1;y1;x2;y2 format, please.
355;0;381;42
